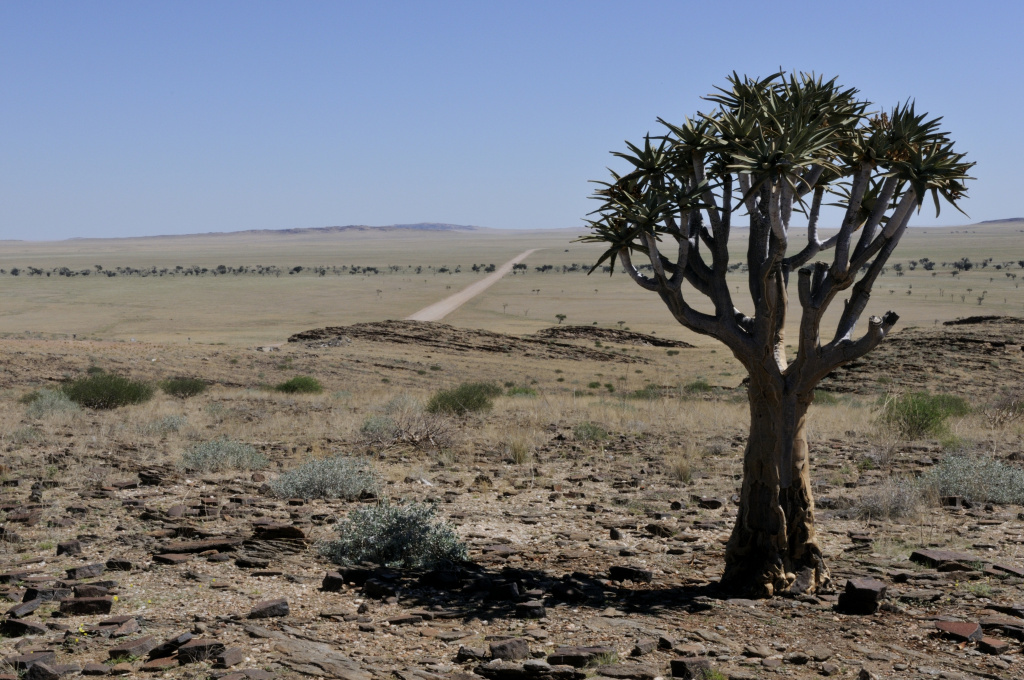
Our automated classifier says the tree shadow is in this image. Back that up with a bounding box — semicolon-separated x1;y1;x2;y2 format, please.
326;563;726;623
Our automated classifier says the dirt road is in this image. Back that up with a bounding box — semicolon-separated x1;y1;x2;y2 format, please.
405;249;540;322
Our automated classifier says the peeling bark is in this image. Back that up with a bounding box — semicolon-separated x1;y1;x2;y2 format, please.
721;375;831;597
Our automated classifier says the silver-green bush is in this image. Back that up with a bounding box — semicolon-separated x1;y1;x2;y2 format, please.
25;389;80;419
319;500;467;568
269;455;379;500
180;438;268;472
923;454;1024;505
856;477;923;519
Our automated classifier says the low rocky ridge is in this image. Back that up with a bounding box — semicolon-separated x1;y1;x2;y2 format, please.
821;316;1024;397
531;327;693;349
288;322;650;363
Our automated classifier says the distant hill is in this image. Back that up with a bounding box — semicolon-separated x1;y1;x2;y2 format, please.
978;218;1024;225
215;223;483;237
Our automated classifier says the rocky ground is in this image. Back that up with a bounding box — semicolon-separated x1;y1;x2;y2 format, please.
1;318;1024;680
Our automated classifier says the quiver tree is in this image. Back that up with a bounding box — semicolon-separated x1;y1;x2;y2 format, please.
582;72;972;597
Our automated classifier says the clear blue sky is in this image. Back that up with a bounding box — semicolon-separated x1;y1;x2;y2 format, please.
2;1;1022;240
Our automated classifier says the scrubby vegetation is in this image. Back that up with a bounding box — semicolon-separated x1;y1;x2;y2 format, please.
22;389;81;419
160;377;208;398
270;455;379;500
359;396;455;452
879;391;970;439
426;381;501;415
180;438;268;472
274;375;323;394
856;476;924;519
62;373;154;409
924;454;1024;505
320;500;467;568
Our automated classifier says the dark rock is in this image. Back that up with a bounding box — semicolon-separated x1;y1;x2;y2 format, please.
105;559;133;572
66;563;105;580
56;541;81;556
215;647;245;667
110;619;141;637
157;538;243;554
25;662;60;680
0;619;48;637
979;636;1010;654
107;635;158;659
60;597;113;615
515;600;546;619
153;553;191;565
82;663;110;675
252;523;307;541
6;598;42;618
669;658;712;679
645;523;674;538
608;566;652;583
836;578;887;614
935;620;983;641
696;497;724;510
6;651;57;670
910;548;978;568
148;632;193;659
322;571;345;591
140;656;178;671
593;665;659;680
547;646;614;667
74;584;110;598
22;588;72;603
458;646;489;662
491;638;531;660
176;639;226;664
630;639;657;657
235;557;271;569
247;598;289;619
387;615;423;626
821;662;841;677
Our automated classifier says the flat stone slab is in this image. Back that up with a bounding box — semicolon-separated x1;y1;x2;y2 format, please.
156;538;244;554
910;549;980;567
935;620;983;641
108;635;158;659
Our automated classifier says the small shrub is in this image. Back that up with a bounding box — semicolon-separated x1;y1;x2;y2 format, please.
426;382;501;415
274;375;323;394
856;476;922;519
24;389;80;419
270;455;380;500
359;396;456;451
879;391;970;439
574;421;607;442
683;379;713;394
629;384;662;400
665;452;693;483
140;415;187;436
503;438;533;465
923;454;1024;505
160;377;207;398
180;438;268;472
62;373;154;409
813;390;840;406
506;386;538;397
320;500;467;568
666;349;680;356
86;365;105;375
8;427;43;445
987;389;1024;429
587;381;601;389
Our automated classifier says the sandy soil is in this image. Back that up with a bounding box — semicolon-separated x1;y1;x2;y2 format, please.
406;250;541;321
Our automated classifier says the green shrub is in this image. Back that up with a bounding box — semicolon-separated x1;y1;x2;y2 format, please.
160;377;208;398
629;384;662;400
426;382;501;415
180;438;268;472
270;455;379;500
587;381;601;389
506;386;538;397
24;389;80;419
666;349;680;356
62;374;154;410
274;375;323;394
923;454;1024;505
879;391;970;439
319;500;467;568
574;421;608;442
683;379;713;394
813;390;840;406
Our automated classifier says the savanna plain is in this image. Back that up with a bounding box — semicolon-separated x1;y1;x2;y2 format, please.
2;221;1024;680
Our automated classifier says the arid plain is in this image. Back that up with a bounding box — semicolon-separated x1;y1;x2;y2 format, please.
2;221;1024;680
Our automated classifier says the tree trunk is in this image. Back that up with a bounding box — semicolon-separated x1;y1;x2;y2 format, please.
720;374;831;597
